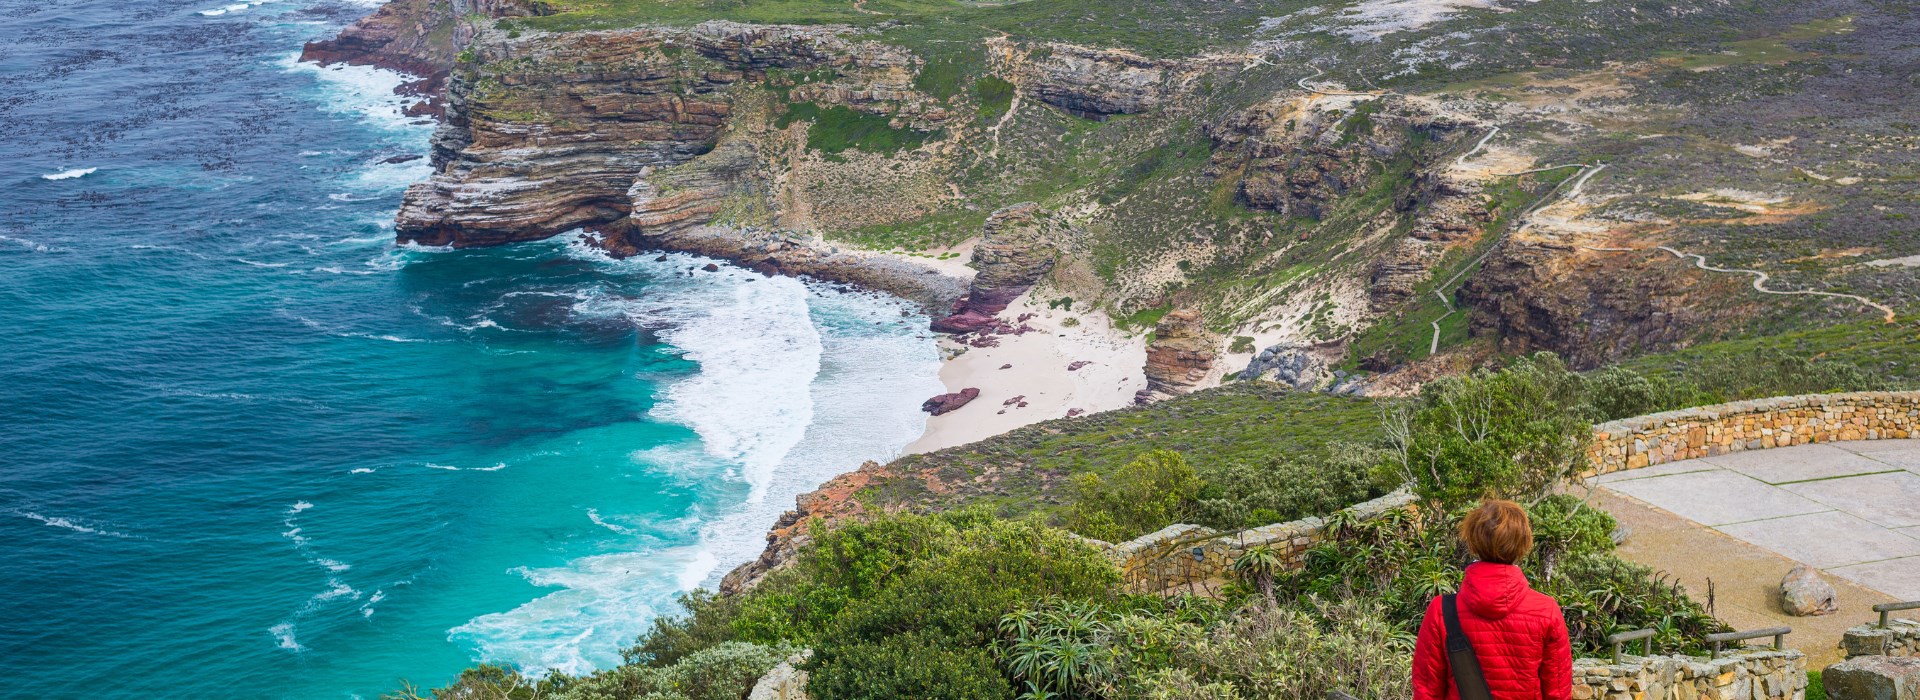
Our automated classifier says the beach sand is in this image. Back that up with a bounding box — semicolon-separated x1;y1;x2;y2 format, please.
905;291;1148;454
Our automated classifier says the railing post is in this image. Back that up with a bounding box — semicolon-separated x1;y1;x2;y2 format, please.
1704;627;1792;659
1873;601;1920;629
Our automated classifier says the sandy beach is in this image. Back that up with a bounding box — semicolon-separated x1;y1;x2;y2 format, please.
905;290;1149;454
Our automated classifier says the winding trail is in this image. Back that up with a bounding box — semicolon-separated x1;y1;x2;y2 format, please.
1580;244;1898;323
1290;68;1898;358
1424;162;1606;354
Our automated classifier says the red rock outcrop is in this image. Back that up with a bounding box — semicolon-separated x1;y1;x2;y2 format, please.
930;203;1059;333
1135;309;1219;403
921;388;980;416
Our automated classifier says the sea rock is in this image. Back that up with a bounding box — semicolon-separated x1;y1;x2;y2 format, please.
931;203;1059;333
1824;655;1920;700
1135;309;1219;403
1779;564;1839;616
921;388;980;416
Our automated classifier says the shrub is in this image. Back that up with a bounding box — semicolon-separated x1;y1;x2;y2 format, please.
1389;353;1591;507
1065;450;1204;541
1525;494;1617;580
560;642;795;700
1228;336;1256;354
1192;442;1392;531
1148;599;1413;700
975;75;1016;118
1585;348;1884;421
626;590;743;667
806;634;1014;700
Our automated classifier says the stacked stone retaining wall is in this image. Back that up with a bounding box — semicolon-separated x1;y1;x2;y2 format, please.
1092;488;1417;595
1585;392;1920;478
1574;649;1807;700
1844;620;1920;659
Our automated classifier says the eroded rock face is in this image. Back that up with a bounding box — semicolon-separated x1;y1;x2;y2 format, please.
1457;241;1747;369
1136;309;1219;403
299;0;549;112
988;39;1175;118
395;22;949;249
1210;93;1488;312
931;203;1058;333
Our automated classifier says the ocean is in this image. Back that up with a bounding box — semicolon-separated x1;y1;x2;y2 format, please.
0;0;944;696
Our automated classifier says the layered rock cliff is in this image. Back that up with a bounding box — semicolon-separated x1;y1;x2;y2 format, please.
1136;309;1220;403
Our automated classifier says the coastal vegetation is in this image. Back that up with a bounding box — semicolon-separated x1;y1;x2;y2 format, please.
389;342;1919;699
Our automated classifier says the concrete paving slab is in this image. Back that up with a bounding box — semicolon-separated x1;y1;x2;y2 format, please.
1717;511;1920;568
1857;447;1920;473
1835;439;1920;454
1605;469;1831;526
1591;488;1896;668
1591;457;1721;484
1830;556;1920;600
1784;470;1920;529
1703;443;1894;484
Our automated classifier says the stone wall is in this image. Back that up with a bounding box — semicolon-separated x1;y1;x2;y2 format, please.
1585;392;1920;478
1092;488;1417;595
1574;649;1807;700
1844;620;1920;659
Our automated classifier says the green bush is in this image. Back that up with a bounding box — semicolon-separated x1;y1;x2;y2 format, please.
1282;496;1722;657
1065;450;1204;541
1391;353;1591;507
1139;599;1412;700
807;634;1013;700
1584;348;1884;421
560;642;796;700
975;75;1016;119
1192;443;1393;531
775;102;934;155
1526;494;1617;580
627;589;744;667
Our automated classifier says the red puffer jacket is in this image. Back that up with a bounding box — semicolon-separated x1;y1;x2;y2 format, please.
1413;562;1573;700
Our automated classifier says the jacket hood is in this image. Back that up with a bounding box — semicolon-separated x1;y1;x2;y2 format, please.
1459;561;1532;620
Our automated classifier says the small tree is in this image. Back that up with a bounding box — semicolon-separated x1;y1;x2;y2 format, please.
1388;353;1592;508
1065;450;1204;542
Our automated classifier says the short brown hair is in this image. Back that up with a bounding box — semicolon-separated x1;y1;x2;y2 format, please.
1459;499;1533;564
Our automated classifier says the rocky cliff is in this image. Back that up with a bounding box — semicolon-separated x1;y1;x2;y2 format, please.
299;0;550;115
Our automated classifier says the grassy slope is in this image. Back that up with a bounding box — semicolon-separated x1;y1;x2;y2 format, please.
855;381;1388;519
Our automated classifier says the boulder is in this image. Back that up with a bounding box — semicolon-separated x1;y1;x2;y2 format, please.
1824;655;1920;700
1780;564;1839;616
921;388;980;416
748;651;812;700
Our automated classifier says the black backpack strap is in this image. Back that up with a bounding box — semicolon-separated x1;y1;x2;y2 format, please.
1443;595;1495;700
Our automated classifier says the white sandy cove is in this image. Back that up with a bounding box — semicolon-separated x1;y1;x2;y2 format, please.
906;291;1149;454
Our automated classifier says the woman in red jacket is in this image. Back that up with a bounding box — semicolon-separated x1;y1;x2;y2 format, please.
1413;500;1573;700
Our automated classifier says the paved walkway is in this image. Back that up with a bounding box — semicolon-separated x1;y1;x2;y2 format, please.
1591;440;1920;599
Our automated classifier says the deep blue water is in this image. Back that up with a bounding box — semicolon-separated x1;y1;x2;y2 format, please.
0;1;943;697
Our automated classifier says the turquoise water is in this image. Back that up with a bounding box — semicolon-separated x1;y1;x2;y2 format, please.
0;1;942;697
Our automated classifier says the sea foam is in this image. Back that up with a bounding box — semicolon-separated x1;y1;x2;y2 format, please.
40;167;97;180
450;250;940;677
